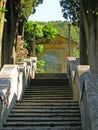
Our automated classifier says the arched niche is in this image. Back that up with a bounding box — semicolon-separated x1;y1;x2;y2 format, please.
41;50;62;73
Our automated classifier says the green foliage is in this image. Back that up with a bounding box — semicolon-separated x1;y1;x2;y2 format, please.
74;47;80;58
42;24;58;39
39;21;79;43
24;21;58;56
37;60;46;73
35;45;44;53
18;0;43;21
23;40;28;48
24;21;43;55
24;21;43;41
0;9;8;12
19;0;33;20
0;9;8;22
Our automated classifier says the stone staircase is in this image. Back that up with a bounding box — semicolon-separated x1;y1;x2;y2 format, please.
3;73;82;130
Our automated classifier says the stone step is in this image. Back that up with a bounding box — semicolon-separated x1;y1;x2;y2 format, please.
25;86;71;89
9;112;81;117
6;117;81;121
23;90;72;93
23;91;72;95
2;126;82;130
3;120;81;127
22;95;73;98
11;109;80;113
13;105;79;109
24;88;72;91
30;79;69;86
3;73;82;130
21;97;73;100
25;88;71;91
15;102;79;106
22;94;73;97
17;99;76;103
35;73;68;79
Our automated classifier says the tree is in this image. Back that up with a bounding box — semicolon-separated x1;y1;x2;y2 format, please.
40;21;79;43
42;23;58;40
80;0;98;73
24;21;43;56
60;0;87;64
60;0;80;26
24;21;58;56
1;0;43;66
17;0;43;35
60;0;98;74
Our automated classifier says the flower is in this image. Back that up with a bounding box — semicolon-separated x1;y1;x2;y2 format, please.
16;35;29;62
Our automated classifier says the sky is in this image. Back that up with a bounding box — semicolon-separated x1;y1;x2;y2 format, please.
28;0;65;22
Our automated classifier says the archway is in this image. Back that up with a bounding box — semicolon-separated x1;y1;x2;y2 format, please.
41;51;62;73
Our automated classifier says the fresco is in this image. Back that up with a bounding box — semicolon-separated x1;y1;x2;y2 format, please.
41;51;62;73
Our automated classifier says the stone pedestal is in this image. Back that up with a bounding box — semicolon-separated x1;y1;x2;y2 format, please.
0;65;18;129
17;62;27;90
82;74;98;130
0;65;18;106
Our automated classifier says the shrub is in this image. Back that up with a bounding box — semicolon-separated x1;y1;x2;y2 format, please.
16;35;29;62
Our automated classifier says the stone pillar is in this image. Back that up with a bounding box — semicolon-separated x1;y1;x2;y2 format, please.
67;57;79;100
0;65;19;128
24;58;31;83
84;74;98;130
17;72;23;100
30;57;37;78
16;62;27;90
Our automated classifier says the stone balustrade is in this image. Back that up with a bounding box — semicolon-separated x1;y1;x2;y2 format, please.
0;57;37;129
67;56;98;130
1;56;98;130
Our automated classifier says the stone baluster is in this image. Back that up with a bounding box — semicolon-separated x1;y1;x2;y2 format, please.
67;57;79;100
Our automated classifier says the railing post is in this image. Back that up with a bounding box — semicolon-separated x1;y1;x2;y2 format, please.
30;57;37;79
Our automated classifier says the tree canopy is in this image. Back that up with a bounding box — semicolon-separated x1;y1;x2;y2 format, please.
18;0;43;21
60;0;80;25
39;21;79;43
24;21;58;56
42;23;58;40
60;0;98;73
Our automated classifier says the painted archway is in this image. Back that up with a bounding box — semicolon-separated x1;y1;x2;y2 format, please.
41;51;62;73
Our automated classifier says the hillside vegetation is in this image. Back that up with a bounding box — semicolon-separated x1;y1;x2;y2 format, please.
37;21;79;43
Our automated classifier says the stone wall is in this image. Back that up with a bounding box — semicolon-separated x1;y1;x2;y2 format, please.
0;57;37;129
67;57;98;130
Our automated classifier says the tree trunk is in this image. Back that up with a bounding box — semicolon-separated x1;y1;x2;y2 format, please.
79;7;88;65
18;21;24;36
89;13;98;74
2;0;18;66
80;0;98;74
80;23;88;65
0;0;7;68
